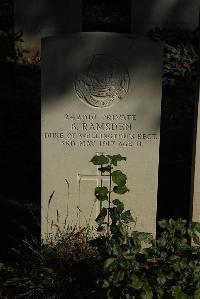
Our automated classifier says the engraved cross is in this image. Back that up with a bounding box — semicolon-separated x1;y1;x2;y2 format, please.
77;165;110;218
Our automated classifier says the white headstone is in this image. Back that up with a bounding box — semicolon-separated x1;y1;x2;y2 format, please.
14;0;82;58
131;0;199;33
41;33;163;240
191;90;200;223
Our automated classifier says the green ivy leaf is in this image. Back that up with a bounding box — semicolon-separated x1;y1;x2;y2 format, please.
103;257;117;271
157;274;166;286
112;170;127;186
131;231;152;245
108;154;126;166
155;288;164;299
141;280;153;299
112;198;122;205
132;274;143;289
95;186;109;201
95;207;107;225
188;222;198;233
121;210;134;223
188;222;200;245
140;290;153;299
112;199;124;213
102;279;109;288
113;185;129;194
193;234;200;245
112;241;122;256
158;219;168;229
194;288;200;299
98;165;112;173
90;154;109;165
118;223;127;239
119;258;129;270
115;270;124;282
171;286;188;299
193;222;200;233
109;207;118;225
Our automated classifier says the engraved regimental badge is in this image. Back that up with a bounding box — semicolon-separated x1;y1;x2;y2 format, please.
75;54;129;108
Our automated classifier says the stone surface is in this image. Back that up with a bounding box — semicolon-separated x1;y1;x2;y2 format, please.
41;33;163;239
131;0;200;33
192;89;200;223
13;0;81;57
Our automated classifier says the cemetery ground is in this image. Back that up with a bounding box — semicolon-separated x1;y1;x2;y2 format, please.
0;1;200;298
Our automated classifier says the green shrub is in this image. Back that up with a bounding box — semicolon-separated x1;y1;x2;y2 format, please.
90;154;200;299
0;30;23;63
148;28;198;87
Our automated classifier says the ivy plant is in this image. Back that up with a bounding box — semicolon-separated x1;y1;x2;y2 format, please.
89;154;200;299
90;154;131;235
90;154;154;298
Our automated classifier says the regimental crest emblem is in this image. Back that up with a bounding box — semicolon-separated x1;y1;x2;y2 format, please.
74;54;130;108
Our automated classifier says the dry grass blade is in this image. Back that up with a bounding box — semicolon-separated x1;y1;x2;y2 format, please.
48;191;55;209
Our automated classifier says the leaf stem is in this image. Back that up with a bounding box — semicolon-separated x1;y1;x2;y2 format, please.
107;162;112;237
100;165;103;212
